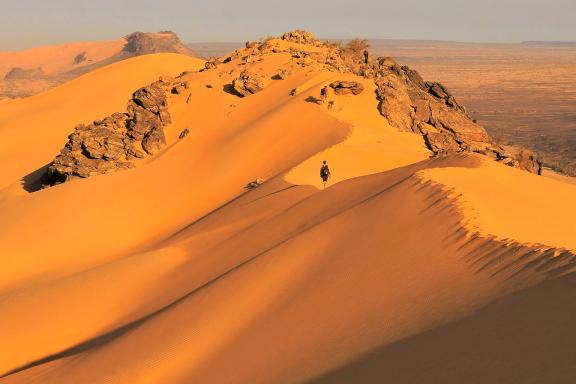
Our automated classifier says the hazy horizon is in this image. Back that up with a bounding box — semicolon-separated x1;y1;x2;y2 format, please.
2;0;576;50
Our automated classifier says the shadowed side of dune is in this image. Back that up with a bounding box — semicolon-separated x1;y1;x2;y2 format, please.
312;273;576;384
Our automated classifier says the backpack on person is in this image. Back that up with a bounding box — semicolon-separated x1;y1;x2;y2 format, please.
320;164;330;179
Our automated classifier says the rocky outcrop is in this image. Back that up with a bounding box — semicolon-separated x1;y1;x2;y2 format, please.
40;29;541;188
269;30;540;172
281;30;322;46
231;70;265;97
330;81;364;95
4;67;45;80
372;60;508;159
200;29;540;173
41;78;181;186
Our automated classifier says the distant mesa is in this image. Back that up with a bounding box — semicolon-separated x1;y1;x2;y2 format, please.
122;31;195;56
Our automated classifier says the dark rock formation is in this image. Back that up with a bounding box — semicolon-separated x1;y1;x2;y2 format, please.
41;78;176;187
232;70;265;97
372;59;511;159
330;81;364;95
4;67;45;80
122;31;195;56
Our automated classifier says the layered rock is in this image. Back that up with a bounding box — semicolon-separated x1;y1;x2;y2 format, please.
231;70;265;97
41;78;181;186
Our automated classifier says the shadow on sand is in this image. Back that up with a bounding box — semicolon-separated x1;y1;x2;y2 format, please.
21;164;49;193
313;272;576;384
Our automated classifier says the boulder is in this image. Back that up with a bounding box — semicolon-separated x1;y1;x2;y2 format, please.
232;70;265;97
245;178;264;189
142;128;166;155
329;81;364;95
204;57;221;69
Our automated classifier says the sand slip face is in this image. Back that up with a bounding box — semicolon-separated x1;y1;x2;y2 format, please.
420;156;576;252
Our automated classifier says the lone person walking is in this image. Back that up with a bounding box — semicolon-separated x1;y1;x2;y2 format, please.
320;160;331;188
320;86;328;104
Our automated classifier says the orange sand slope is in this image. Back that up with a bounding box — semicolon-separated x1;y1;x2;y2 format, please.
0;53;204;190
0;38;575;383
0;39;125;78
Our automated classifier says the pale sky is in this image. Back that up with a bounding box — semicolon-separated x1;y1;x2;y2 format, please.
1;0;575;50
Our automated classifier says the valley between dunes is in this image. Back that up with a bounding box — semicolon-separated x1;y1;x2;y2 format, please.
0;37;575;383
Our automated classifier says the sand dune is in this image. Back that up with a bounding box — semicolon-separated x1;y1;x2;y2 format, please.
0;35;574;383
0;32;196;99
0;53;204;191
0;39;125;78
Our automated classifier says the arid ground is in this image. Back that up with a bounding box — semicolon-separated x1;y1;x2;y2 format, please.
368;40;576;174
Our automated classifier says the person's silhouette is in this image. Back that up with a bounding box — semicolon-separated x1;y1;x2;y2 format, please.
320;160;331;188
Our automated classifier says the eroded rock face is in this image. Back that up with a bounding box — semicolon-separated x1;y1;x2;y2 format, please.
41;79;178;187
232;70;265;97
372;61;503;157
330;81;364;95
